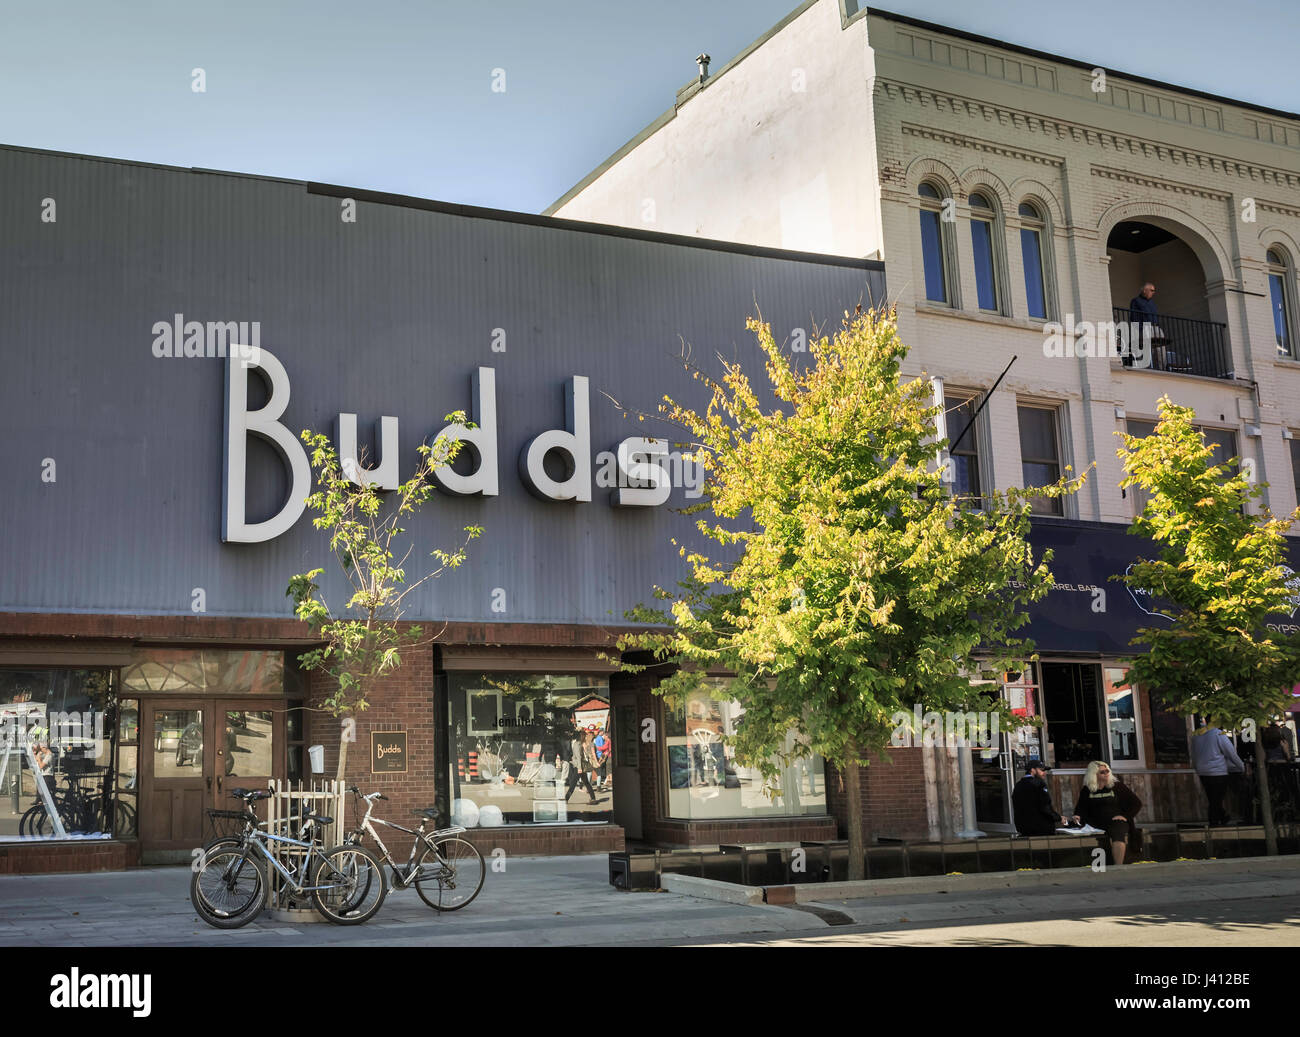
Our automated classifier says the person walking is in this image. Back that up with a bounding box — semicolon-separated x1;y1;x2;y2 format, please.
1191;720;1244;826
564;728;597;804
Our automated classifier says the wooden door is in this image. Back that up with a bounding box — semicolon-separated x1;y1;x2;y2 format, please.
140;700;212;854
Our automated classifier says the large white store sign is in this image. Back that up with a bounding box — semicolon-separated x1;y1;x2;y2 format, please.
222;349;675;544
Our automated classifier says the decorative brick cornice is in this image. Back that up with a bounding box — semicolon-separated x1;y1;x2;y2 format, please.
901;122;1063;167
1089;165;1231;202
877;79;1300;192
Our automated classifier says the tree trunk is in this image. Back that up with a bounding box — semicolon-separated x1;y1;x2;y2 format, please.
336;730;349;785
844;748;865;880
1255;730;1278;856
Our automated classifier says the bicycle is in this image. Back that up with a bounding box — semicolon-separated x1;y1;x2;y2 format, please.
344;787;486;912
20;770;112;836
189;793;386;929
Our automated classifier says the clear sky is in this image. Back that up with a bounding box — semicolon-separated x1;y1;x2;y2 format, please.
0;0;1294;214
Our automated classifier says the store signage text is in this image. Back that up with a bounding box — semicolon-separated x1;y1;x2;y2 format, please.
371;730;407;774
222;349;694;544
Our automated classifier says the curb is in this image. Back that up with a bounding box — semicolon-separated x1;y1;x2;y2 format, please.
659;854;1300;906
660;873;764;905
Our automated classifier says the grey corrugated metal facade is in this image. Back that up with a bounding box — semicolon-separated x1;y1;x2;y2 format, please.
0;144;885;625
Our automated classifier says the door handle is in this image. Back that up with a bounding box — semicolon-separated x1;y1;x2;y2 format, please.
206;776;212;791
217;775;222;792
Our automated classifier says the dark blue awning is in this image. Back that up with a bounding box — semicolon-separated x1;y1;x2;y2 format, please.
1020;520;1300;656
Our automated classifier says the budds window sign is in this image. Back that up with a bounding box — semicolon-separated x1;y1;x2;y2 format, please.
222;350;703;544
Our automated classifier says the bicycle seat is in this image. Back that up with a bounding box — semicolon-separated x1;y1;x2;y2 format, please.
304;812;334;825
414;808;442;822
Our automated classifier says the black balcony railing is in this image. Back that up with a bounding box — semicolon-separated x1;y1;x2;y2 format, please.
1111;307;1233;380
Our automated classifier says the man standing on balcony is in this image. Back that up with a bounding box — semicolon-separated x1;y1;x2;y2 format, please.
1128;282;1168;368
1130;282;1159;324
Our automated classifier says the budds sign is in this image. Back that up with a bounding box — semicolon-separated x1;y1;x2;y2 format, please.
222;350;704;544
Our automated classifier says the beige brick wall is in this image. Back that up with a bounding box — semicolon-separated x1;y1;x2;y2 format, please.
553;0;1300;528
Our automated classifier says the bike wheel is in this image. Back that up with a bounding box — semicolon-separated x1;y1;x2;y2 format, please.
310;845;386;925
190;847;266;929
19;804;47;837
414;836;485;912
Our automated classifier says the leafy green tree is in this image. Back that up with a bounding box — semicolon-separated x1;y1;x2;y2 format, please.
1116;395;1300;855
620;307;1082;878
288;425;481;781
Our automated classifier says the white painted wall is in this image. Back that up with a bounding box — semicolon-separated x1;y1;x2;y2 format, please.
554;0;1300;530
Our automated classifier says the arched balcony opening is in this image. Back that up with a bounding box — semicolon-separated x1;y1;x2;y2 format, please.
1106;220;1233;379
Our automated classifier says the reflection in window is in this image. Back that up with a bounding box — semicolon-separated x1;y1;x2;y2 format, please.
945;394;983;502
1103;668;1139;762
0;668;120;841
448;673;612;826
121;648;287;697
918;182;952;305
663;680;826;820
225;710;275;777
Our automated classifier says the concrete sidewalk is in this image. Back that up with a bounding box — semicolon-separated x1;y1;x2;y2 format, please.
0;855;822;947
3;854;1298;947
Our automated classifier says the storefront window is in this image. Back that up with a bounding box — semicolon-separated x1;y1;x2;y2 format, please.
663;681;826;820
448;673;613;826
121;648;287;696
1150;691;1191;765
0;668;120;841
1041;662;1104;768
1103;668;1140;763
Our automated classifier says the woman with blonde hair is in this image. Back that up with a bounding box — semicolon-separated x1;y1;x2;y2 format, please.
1073;761;1142;865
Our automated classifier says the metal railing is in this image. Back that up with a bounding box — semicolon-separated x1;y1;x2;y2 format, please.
1112;307;1233;380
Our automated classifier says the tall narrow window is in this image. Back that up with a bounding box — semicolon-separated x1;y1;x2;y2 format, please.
968;192;1001;313
1290;435;1300;506
1019;201;1048;320
918;182;951;305
1018;404;1062;515
1268;248;1296;358
945;394;983;502
1125;418;1157;516
1198;426;1238;479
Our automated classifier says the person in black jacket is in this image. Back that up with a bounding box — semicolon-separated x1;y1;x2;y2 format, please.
1012;760;1067;836
1074;760;1143;865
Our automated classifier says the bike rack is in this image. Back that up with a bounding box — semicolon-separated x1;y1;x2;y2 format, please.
264;779;347;914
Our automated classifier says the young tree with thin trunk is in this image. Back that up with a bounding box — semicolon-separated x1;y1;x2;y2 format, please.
288;426;481;782
621;307;1082;879
1116;395;1300;855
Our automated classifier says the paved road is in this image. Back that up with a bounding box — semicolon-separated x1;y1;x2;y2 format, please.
3;855;1298;947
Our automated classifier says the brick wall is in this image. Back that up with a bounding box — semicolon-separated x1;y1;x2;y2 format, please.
826;748;931;841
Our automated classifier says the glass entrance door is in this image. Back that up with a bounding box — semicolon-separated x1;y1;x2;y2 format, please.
973;670;1043;832
139;699;281;858
142;701;210;852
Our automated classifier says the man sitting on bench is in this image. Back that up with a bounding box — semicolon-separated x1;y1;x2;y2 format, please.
1012;760;1068;836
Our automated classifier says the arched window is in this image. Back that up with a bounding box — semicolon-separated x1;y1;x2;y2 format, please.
918;182;955;305
968;191;1005;314
1019;201;1050;320
1267;247;1297;358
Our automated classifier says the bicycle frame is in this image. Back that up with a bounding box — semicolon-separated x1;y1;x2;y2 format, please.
348;794;466;889
238;828;340;895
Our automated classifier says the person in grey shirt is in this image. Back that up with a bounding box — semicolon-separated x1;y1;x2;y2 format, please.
1191;721;1244;826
